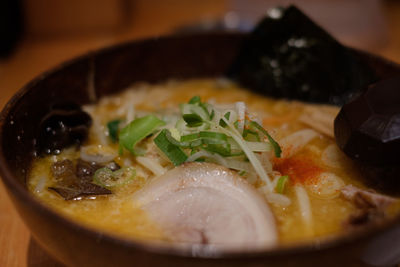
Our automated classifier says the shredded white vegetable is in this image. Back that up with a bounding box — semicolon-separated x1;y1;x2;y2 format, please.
187;150;254;173
80;145;117;164
219;116;274;191
255;152;273;173
235;101;246;134
265;192;292;207
294;185;313;230
136;156;166;177
270;171;283;189
126;104;135;123
246;142;272;152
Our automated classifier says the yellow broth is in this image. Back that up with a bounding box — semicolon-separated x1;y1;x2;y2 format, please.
27;79;397;246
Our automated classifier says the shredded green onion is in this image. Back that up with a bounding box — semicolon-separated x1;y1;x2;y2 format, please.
111;95;282;195
199;131;227;141
154;129;188;166
219;112;231;127
183;113;203;127
188;95;201;104
119;115;165;155
249;121;282;158
217;116;273;191
180;133;199;142
243;128;261;142
276;175;289;194
107;119;122;143
181;103;210;121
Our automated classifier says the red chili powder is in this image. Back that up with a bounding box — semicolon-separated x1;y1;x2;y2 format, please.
274;156;323;184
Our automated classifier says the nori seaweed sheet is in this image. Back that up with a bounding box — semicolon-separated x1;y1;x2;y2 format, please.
228;6;377;106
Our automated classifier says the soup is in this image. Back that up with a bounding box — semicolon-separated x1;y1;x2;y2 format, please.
28;78;399;248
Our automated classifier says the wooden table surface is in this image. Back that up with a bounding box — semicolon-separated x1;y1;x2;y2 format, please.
1;1;400;266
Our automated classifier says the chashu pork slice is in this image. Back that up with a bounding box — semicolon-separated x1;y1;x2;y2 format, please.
133;162;277;249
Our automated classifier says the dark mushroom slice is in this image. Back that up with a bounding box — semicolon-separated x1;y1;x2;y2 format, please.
334;77;400;195
50;159;111;200
36;103;92;155
228;5;376;105
48;183;111;201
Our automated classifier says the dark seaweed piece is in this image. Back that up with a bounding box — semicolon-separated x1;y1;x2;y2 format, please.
50;159;111;200
51;159;79;187
37;103;92;155
48;184;111;201
76;159;103;183
335;77;400;195
228;6;377;105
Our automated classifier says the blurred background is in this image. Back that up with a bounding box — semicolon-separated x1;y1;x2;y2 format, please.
1;0;400;110
1;0;400;101
1;0;400;265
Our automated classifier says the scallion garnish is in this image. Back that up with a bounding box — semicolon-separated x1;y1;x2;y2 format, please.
276;175;289;194
180;133;199;142
219;112;231;127
249;121;282;158
107;119;122;143
188;95;201;104
119;115;165;155
243;128;261;142
154;129;188;166
111;95;282;194
182;113;204;127
199;131;228;141
203;143;232;156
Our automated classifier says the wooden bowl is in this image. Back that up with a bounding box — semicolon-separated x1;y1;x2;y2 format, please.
1;33;400;267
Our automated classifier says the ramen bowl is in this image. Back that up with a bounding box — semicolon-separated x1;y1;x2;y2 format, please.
1;33;400;267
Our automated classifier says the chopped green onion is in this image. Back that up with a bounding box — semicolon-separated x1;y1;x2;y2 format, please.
203;143;231;156
209;109;215;120
180;133;200;142
169;127;181;141
249;121;282;158
164;129;193;148
216;116;274;191
107;119;122;143
189;139;203;148
199;131;228;140
201;138;227;145
243;128;261;142
154;129;188;166
93;167;136;189
119;115;165;155
187;96;212;120
199;102;211;118
276;175;289;194
181;103;209;121
188;95;201;104
219;112;231;127
246;141;272;152
183;113;203;127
